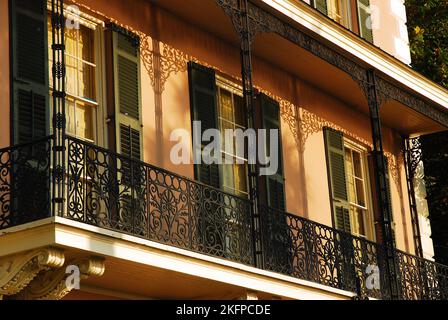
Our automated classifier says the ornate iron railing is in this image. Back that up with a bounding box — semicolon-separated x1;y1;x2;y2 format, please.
2;136;448;299
64;136;254;266
396;249;448;300
259;206;390;299
0;137;52;229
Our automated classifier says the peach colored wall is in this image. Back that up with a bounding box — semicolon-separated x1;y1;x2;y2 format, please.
0;0;10;148
72;0;414;253
371;0;411;64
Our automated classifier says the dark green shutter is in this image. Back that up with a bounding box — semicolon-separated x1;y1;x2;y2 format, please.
119;124;141;160
12;0;48;144
358;0;374;43
324;128;351;234
188;62;220;188
260;94;285;211
111;26;142;160
314;0;328;15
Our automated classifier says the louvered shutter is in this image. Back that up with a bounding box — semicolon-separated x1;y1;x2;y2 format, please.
11;0;48;144
324;128;352;234
260;94;285;211
358;0;374;43
188;62;220;188
314;0;328;15
111;27;142;160
259;94;292;273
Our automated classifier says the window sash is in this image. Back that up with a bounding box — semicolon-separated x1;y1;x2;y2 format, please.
327;0;352;29
216;83;249;198
344;140;374;240
47;11;100;143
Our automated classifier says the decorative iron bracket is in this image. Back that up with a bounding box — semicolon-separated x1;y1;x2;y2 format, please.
404;137;424;258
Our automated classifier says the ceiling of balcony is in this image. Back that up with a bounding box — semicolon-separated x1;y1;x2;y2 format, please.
152;0;446;136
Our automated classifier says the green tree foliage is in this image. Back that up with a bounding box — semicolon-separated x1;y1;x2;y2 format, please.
405;0;448;88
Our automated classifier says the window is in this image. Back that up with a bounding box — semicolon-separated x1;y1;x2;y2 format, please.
311;0;374;43
344;140;374;239
47;13;102;143
327;0;352;29
324;128;375;241
216;78;249;198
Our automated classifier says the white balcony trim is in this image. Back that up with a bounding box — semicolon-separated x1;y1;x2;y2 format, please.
261;0;448;112
0;217;362;300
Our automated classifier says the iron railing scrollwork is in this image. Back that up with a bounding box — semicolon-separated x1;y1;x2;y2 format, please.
396;250;448;300
0;137;52;229
259;206;389;299
65;136;254;266
2;136;448;299
404;137;424;258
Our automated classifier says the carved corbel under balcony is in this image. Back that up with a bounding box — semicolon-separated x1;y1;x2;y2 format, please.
14;256;106;300
0;247;65;296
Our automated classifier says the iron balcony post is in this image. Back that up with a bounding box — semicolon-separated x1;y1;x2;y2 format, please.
366;69;400;300
51;0;66;217
237;0;262;268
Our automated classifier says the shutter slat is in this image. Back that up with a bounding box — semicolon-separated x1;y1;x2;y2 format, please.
118;55;139;120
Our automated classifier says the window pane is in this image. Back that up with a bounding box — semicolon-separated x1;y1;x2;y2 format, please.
75;102;94;141
353;151;363;178
355;179;366;207
220;119;233;151
221;163;235;192
219;89;233;122
78;62;95;100
65;27;78;55
328;0;351;29
65;55;78;96
79;25;95;63
234;94;246;127
350;206;366;237
66;99;76;136
47;11;97;143
234;164;248;195
345;148;356;201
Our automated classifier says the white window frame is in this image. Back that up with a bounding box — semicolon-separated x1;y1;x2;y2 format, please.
344;138;376;241
326;0;353;30
47;1;107;146
216;75;249;199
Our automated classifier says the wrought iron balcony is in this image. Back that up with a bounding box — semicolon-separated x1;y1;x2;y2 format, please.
1;136;448;300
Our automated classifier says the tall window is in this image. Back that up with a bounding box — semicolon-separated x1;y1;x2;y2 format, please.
216;79;249;198
327;0;352;29
48;15;98;142
312;0;374;43
325;128;375;241
344;141;374;239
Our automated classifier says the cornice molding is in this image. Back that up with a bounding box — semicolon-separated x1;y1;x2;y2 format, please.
14;256;105;300
0;247;65;296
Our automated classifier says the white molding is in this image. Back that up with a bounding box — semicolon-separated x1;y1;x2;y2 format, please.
0;217;358;300
262;0;448;111
52;216;353;300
